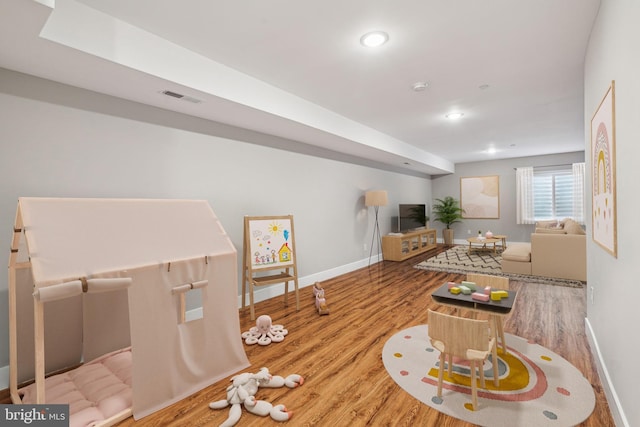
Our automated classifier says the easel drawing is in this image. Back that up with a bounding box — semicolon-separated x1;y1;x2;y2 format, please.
242;215;300;320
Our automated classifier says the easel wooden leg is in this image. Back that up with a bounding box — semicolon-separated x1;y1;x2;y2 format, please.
284;277;289;307
249;281;255;321
241;272;246;310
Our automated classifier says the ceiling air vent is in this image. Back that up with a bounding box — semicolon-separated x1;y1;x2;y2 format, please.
160;90;203;104
162;90;184;99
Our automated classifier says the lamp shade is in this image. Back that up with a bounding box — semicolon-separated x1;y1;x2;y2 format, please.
365;190;388;207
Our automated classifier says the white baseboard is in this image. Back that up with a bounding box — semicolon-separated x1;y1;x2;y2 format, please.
238;255;376;308
0;256;379;391
585;317;629;427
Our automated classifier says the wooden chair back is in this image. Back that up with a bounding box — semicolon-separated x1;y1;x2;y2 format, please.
427;310;490;358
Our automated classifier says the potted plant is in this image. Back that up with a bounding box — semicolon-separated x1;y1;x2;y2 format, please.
432;196;464;244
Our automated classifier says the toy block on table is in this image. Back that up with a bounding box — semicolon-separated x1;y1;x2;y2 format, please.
472;292;490;302
449;287;461;295
447;281;457;289
461;281;477;291
484;286;492;295
490;290;509;301
458;285;472;295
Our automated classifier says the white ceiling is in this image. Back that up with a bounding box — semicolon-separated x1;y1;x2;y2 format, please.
0;0;601;175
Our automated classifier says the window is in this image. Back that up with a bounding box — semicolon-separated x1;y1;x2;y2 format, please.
533;168;574;220
516;163;585;224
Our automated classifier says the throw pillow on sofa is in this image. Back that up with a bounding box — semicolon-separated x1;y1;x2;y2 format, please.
535;220;560;229
563;218;586;235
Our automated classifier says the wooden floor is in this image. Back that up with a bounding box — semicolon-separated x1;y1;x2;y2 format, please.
112;244;614;427
2;245;614;426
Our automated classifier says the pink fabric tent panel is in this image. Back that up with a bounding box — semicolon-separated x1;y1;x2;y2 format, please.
19;198;231;287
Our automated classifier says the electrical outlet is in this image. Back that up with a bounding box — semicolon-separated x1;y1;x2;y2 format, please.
467;229;471;234
590;286;595;303
363;243;368;252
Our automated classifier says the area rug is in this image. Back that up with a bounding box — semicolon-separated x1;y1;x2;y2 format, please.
382;324;595;427
414;245;584;287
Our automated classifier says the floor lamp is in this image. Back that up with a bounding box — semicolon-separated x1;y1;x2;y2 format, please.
365;190;388;266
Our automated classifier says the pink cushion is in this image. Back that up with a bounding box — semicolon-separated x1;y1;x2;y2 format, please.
20;348;132;427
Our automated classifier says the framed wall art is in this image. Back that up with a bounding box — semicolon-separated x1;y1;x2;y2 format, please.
591;81;617;257
460;175;500;219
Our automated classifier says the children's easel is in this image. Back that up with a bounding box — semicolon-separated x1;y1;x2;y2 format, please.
242;215;299;320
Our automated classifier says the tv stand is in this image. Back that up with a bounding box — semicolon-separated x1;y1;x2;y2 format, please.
382;229;437;261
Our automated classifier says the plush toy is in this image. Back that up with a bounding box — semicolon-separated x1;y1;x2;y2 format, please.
241;315;287;345
313;282;330;315
209;367;304;427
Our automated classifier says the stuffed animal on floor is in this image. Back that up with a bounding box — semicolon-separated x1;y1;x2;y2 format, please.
209;367;304;427
241;314;288;345
313;282;330;315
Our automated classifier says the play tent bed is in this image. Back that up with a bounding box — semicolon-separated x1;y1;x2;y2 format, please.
19;348;133;427
8;198;249;426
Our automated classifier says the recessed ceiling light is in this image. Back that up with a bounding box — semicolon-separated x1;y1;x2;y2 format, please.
487;147;497;154
412;82;428;91
360;31;389;48
445;112;464;119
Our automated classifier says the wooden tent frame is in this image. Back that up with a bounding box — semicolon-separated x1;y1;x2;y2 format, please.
242;215;299;320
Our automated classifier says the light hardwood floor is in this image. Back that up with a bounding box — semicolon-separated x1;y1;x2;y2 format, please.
2;245;613;426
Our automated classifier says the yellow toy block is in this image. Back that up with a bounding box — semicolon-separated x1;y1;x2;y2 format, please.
490;290;509;301
450;287;461;295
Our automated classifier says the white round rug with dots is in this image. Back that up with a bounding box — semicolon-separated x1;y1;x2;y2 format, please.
382;324;595;427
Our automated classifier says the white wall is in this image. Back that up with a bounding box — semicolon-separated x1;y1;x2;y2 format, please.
584;1;640;426
0;69;432;378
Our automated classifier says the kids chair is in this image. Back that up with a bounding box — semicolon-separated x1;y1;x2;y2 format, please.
466;273;509;354
427;309;498;410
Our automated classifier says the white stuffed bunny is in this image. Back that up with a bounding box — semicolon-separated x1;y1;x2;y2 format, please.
209;367;304;427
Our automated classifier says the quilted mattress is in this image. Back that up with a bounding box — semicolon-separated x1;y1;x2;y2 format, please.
20;348;132;427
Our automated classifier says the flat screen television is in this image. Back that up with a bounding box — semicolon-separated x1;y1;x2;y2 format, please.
398;204;426;232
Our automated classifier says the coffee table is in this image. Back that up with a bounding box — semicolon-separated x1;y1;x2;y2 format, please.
467;237;500;254
431;282;517;315
492;234;507;250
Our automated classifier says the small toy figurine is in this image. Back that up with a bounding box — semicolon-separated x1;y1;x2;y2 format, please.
313;282;330;315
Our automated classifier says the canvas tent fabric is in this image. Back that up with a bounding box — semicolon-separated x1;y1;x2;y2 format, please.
10;198;249;421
